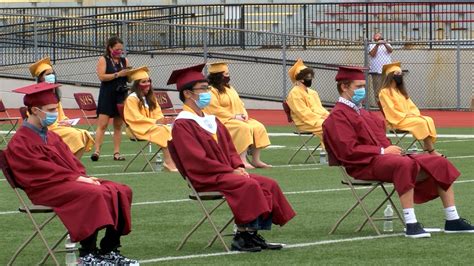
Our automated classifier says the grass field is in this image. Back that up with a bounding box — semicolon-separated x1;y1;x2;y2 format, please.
1;126;474;265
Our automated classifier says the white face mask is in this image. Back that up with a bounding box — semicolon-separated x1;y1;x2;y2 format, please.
44;73;56;84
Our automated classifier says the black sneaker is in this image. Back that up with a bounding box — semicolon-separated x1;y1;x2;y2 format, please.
445;218;474;233
100;251;139;266
231;232;262;252
405;222;431;238
79;253;107;266
249;232;283;250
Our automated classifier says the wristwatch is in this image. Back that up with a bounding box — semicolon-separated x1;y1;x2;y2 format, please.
114;73;118;79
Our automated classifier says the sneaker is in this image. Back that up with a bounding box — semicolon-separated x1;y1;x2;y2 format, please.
231;232;262;252
250;232;283;250
445;218;474;233
405;222;431;238
79;253;106;266
100;251;139;266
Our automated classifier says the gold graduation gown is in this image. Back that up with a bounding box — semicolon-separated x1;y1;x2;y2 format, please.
379;88;437;141
204;85;270;154
123;93;171;148
48;102;94;154
286;85;329;139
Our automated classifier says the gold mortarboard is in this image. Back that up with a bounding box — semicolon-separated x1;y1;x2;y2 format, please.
29;57;53;78
126;66;149;83
382;62;402;75
288;59;308;83
208;61;229;74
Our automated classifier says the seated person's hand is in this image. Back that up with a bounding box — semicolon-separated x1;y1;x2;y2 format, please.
233;167;249;178
57;120;72;127
234;114;247;121
384;145;402;155
76;176;101;185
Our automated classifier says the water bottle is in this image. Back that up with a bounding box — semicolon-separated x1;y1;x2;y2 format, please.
383;204;394;232
319;150;327;165
65;234;77;265
155;154;163;171
65;234;76;249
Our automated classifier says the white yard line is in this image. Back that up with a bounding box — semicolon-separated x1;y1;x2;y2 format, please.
268;133;474;139
292;167;322;171
2;180;473;216
139;233;403;263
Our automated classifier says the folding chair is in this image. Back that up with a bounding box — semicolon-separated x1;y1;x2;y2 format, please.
116;104;161;172
282;101;320;164
0;99;20;145
377;101;422;151
326;149;404;235
168;141;233;252
0;150;69;266
73;92;112;135
154;91;178;117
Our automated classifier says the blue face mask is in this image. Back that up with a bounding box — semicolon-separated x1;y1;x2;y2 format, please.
351;88;366;105
44;73;56;84
37;109;58;127
193;92;211;109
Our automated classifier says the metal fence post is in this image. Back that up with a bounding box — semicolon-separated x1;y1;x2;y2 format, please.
203;27;209;71
456;39;461;110
122;21;128;55
363;38;370;110
33;16;38;61
303;4;307;50
282;33;288;101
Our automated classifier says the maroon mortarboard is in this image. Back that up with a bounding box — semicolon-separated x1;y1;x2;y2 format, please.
167;64;206;91
335;66;367;81
13;82;60;107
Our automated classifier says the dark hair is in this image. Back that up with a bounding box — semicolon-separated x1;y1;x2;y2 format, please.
381;72;409;99
104;36;123;57
295;68;315;81
336;80;352;95
207;72;226;93
129;80;158;111
178;80;208;102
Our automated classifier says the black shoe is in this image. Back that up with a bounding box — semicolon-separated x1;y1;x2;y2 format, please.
445;218;474;233
405;222;431;238
231;232;262;252
90;152;99;162
249;232;283;250
100;250;139;265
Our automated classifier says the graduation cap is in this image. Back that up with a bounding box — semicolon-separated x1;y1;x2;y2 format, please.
288;59;308;83
167;64;206;91
127;66;149;83
13;82;60;107
335;66;367;81
208;61;229;74
382;61;402;75
29;57;52;78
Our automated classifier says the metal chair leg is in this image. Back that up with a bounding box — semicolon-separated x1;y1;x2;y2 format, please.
176;199;228;251
205;216;234;249
38;231;69;265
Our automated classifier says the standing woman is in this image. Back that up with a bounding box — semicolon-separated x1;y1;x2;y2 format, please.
92;36;130;161
123;66;178;172
204;62;271;169
29;57;94;159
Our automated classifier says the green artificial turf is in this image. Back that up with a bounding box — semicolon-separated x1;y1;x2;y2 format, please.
0;126;473;265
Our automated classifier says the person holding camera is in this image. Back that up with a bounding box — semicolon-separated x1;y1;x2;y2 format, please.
92;36;130;161
368;32;393;100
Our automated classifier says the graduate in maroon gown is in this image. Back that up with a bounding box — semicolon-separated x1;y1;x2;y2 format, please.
168;64;296;252
5;83;138;265
323;66;474;238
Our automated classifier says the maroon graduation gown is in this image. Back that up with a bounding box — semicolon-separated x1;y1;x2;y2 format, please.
5;126;133;242
323;102;460;204
172;117;296;225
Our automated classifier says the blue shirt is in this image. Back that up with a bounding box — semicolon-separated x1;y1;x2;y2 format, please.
23;121;48;143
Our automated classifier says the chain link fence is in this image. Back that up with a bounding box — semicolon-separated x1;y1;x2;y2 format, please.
0;13;472;109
